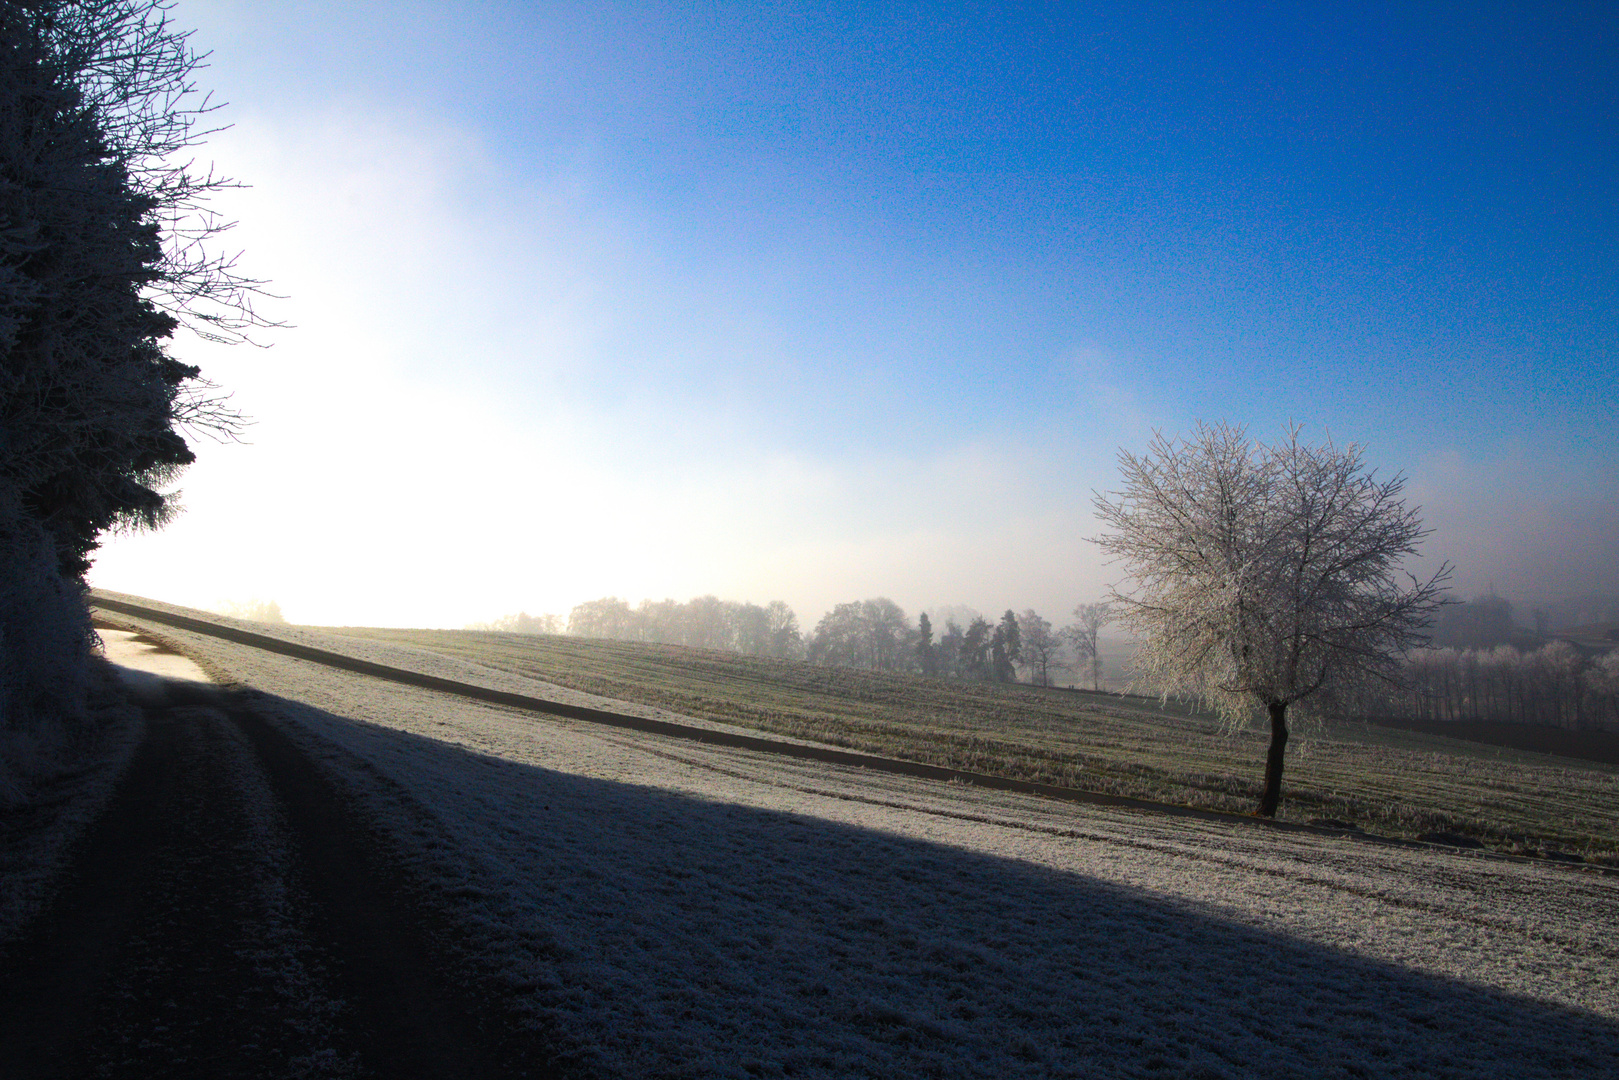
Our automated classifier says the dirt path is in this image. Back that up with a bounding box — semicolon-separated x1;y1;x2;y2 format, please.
0;681;558;1079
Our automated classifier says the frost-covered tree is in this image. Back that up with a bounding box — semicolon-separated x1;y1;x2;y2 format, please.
1387;641;1619;730
1064;602;1112;691
2;1;261;733
1093;423;1449;817
3;1;259;572
1016;609;1059;686
761;600;802;658
566;596;637;638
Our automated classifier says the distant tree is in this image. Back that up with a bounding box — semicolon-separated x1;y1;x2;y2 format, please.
1000;609;1021;661
1539;640;1587;730
1093;423;1449;817
1589;651;1619;731
1017;609;1059;686
730;602;769;655
468;611;561;634
916;612;937;676
220;599;286;624
808;601;863;667
860;598;911;671
633;598;681;643
991;609;1021;682
937;619;965;678
763;600;802;658
960;617;993;681
1390;640;1618;730
524;612;562;634
675;594;726;650
566;596;636;639
560;595;798;656
1064;603;1113;691
808;598;911;671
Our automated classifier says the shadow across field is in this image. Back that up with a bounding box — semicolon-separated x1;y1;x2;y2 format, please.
88;600;1619;854
0;681;550;1080
256;685;1619;1080
324;623;1619;854
86;598;1417;848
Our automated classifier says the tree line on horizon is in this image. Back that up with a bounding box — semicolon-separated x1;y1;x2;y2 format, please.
477;589;1619;733
804;600;1116;689
547;595;804;659
1382;642;1619;732
475;595;1118;689
1362;592;1619;732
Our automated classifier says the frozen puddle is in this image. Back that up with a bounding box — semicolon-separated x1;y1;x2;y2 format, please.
100;629;212;701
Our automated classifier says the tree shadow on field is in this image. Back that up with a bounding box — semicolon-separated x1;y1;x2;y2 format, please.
255;686;1619;1080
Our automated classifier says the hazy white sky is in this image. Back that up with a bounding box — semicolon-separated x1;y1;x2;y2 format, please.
88;1;1619;627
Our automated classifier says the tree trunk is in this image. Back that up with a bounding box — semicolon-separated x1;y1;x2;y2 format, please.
1258;700;1288;817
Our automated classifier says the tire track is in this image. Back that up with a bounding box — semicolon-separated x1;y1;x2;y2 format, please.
0;673;557;1078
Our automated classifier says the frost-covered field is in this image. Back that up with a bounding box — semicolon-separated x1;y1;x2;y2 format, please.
334;623;1619;856
104;604;1619;1078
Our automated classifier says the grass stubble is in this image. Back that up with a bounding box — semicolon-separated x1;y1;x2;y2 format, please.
332;629;1619;865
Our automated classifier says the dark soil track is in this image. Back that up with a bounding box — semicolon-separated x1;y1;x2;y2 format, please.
1371;718;1619;766
0;682;558;1079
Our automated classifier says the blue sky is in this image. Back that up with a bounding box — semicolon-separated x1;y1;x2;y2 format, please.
89;1;1619;627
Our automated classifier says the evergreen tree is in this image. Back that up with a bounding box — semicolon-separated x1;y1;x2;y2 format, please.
1;1;260;732
992;609;1021;682
960;617;992;681
937;619;965;678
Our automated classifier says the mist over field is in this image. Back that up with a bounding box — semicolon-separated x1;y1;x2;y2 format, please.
79;3;1616;634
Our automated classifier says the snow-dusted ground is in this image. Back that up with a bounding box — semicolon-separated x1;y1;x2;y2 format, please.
107;607;1619;1078
0;643;146;951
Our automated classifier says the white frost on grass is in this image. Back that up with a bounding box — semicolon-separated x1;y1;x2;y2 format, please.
92;590;813;743
120;610;1619;1079
168;703;357;1075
